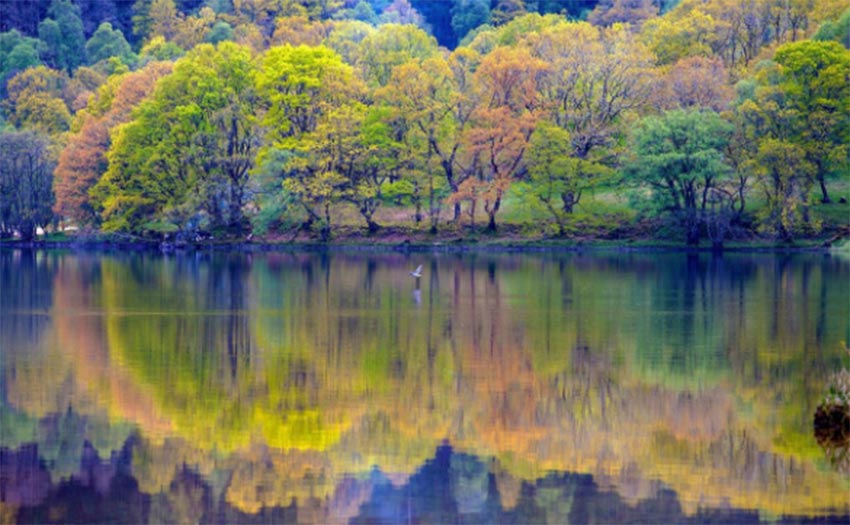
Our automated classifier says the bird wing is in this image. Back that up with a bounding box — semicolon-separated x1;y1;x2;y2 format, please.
415;265;423;274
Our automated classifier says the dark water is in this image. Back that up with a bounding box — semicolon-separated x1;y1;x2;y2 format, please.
1;249;848;524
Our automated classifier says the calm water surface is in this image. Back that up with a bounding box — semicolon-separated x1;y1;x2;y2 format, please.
1;249;848;524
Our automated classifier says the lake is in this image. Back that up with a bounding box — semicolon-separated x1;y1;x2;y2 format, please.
1;248;848;524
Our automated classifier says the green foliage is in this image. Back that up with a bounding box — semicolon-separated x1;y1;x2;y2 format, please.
0;0;845;243
451;0;491;42
92;42;259;237
250;149;304;234
752;139;818;241
734;40;850;238
523;121;614;236
813;8;850;49
256;44;357;141
0;30;43;97
3;66;72;135
256;44;369;238
40;0;87;73
86;22;136;67
355;23;439;86
629;109;733;245
205;20;234;44
139;35;186;63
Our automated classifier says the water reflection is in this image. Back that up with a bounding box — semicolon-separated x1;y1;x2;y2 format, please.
1;249;849;523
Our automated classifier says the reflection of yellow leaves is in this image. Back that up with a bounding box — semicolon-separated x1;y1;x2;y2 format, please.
13;253;848;518
0;502;20;525
226;448;333;514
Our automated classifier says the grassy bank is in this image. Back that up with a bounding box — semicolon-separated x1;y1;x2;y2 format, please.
4;182;848;252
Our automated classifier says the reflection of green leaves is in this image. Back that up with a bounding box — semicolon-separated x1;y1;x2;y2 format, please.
0;405;38;447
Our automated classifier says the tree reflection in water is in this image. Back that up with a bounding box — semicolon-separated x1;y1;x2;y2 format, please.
1;250;849;522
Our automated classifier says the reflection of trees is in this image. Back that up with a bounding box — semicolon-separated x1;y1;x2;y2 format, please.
7;438;784;524
1;250;58;414
4;251;850;519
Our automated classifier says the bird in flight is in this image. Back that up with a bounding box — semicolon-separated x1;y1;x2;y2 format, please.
409;264;423;278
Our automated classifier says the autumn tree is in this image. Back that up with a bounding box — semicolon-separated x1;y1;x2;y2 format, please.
3;66;72;135
640;5;718;65
381;0;427;27
642;0;844;68
149;0;180;41
534;22;653;159
376;55;462;231
53;62;173;226
255;44;363;238
354;23;439;87
522;122;613;236
461;46;548;231
588;0;658;28
0;131;55;240
491;0;527;26
91;43;259;236
529;21;654;215
270;16;314;46
652;56;734;112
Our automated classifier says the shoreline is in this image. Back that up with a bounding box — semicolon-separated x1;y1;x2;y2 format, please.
1;235;846;255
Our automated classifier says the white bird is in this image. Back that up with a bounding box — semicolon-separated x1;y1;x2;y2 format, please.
409;264;423;278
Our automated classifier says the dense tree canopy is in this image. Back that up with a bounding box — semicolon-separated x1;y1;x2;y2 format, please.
0;130;55;240
0;0;847;244
91;42;258;235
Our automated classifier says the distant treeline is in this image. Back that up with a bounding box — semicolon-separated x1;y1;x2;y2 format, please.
0;0;848;245
0;0;615;48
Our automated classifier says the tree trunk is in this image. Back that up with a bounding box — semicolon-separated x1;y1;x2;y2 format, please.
18;222;36;242
366;217;379;233
413;181;422;223
229;182;244;235
322;203;331;242
561;191;575;214
428;176;438;234
685;211;700;246
819;176;831;204
485;195;501;232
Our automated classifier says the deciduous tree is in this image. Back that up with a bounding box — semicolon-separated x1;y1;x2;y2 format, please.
462;46;548;231
92;43;259;236
85;22;136;66
38;0;87;73
0;131;55;240
629;109;733;245
354;23;438;86
54;62;173;225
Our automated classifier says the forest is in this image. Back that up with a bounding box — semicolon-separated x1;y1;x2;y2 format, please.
0;0;848;246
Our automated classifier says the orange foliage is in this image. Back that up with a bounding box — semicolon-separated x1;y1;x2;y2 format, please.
652;55;734;112
53;62;173;225
459;47;547;229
